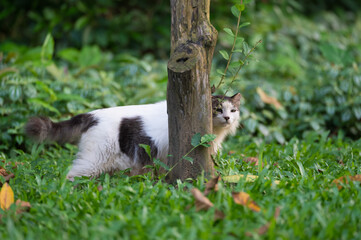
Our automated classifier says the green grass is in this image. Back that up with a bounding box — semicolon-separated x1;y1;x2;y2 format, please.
1;135;361;239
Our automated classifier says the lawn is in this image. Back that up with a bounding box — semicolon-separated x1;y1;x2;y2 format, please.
1;135;361;239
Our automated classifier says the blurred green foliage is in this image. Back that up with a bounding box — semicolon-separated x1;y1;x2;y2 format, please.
1;0;360;58
212;2;361;143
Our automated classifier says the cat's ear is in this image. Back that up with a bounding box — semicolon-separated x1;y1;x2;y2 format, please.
231;93;242;102
231;93;242;107
211;85;216;94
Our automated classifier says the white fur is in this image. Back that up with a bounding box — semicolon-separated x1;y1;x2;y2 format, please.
212;101;240;153
66;100;239;180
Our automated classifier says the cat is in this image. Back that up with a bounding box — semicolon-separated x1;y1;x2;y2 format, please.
25;93;241;180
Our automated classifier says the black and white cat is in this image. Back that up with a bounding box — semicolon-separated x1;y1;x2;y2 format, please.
25;93;241;180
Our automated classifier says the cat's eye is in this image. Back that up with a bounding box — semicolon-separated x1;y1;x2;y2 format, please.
231;109;237;112
216;108;223;113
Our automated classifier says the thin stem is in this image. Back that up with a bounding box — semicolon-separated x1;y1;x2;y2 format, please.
224;39;262;96
215;0;243;89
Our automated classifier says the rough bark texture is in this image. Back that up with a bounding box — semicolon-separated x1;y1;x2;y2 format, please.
167;0;218;181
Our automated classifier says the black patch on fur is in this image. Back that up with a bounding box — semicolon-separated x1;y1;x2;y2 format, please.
59;114;98;134
25;113;98;144
118;117;158;165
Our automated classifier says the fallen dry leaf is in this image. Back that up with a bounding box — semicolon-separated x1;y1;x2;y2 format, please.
223;174;280;185
204;175;220;196
333;175;361;190
190;188;225;220
214;209;225;221
257;87;283;109
246;207;281;236
243;157;260;166
0;183;14;210
0;168;6;176
232;192;261;212
15;200;31;214
191;188;213;211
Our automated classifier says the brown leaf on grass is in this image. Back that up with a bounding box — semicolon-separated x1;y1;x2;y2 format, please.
232;192;261;212
0;183;14;210
15;200;31;214
97;185;103;191
256;87;283;109
190;188;225;221
204;175;221;196
214;209;225;221
0;167;13;180
243;157;259;166
246;207;281;236
1;160;23;169
191;188;214;211
0;168;7;176
1;161;20;185
333;175;361;190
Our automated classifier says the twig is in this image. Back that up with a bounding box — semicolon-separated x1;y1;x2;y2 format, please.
215;0;244;90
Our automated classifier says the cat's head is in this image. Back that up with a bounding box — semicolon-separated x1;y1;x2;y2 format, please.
212;93;242;129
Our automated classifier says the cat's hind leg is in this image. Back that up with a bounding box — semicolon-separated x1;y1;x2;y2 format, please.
66;137;117;181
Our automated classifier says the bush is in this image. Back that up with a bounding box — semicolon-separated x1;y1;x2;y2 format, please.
212;6;361;142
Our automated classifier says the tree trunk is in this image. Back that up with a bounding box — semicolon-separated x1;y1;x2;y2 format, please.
167;0;218;182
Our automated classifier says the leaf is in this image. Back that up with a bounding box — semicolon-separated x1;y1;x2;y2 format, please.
332;175;361;190
216;69;226;76
231;5;240;18
190;188;224;221
15;200;31;214
200;134;216;144
182;156;194;164
319;43;353;65
256;87;283;109
235;3;245;12
9;85;22;101
75;16;89;30
27;98;61;115
204;175;221;195
232;192;261;212
191;188;214;211
239;22;251;29
219;50;229;60
191;133;201;147
223;28;234;37
273;131;285;145
58;48;79;64
139;144;152;159
41;33;54;62
78;45;103;67
223;174;280;185
0;183;14;210
153;159;170;171
242;41;250;54
243;157;260;166
0;166;14;183
243;118;258;133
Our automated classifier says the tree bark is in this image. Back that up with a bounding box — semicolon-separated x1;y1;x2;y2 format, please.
167;0;218;181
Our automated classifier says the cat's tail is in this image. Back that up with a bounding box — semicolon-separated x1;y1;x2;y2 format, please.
25;114;98;144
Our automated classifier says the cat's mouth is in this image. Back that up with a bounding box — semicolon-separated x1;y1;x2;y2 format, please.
221;120;231;126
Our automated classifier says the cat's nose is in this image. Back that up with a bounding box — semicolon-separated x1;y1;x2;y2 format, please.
224;116;230;121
